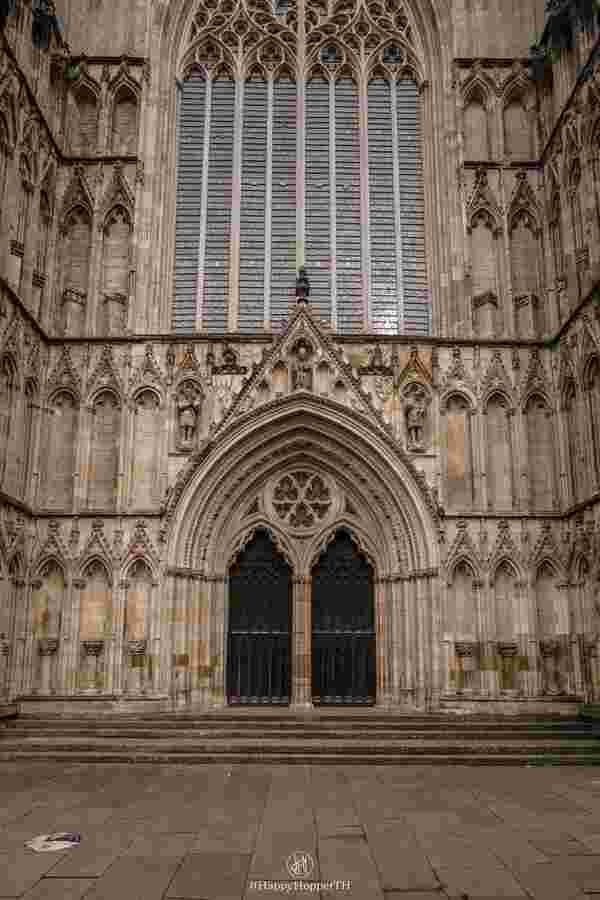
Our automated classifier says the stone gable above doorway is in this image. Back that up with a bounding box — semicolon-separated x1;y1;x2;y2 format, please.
208;302;399;441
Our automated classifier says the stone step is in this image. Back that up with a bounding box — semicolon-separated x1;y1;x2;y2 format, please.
3;726;598;740
5;714;592;728
0;748;597;765
4;713;598;765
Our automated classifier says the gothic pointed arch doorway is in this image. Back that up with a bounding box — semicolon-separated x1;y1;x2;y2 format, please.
311;530;376;705
226;528;292;704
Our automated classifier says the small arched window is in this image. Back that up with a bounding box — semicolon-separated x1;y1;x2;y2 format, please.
0;357;16;491
503;97;532;159
586;357;600;489
485;394;513;510
131;390;161;508
111;87;138;155
568;160;585;252
450;561;477;641
464;93;489;160
59;206;92;336
87;391;121;511
524;393;555;510
536;562;560;636
0;114;9;228
72;86;99;154
549;186;564;281
43;391;78;510
80;562;112;641
564;381;580;502
494;561;518;641
444;395;474;509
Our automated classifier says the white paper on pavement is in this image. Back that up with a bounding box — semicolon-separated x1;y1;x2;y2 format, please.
25;833;81;852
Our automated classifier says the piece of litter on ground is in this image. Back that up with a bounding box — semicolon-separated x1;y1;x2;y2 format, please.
25;833;81;852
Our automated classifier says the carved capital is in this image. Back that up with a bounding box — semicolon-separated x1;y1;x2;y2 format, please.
38;637;59;656
82;640;104;657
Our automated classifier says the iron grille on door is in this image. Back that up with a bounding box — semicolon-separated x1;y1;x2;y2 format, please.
226;529;292;704
312;530;376;704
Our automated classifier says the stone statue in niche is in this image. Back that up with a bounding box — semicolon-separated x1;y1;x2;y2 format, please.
291;340;314;391
177;382;202;447
403;384;430;451
296;266;310;301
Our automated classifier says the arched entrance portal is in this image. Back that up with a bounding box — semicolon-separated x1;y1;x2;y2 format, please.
226;529;292;704
312;530;376;705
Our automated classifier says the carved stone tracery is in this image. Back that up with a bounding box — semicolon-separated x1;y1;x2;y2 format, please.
269;470;334;531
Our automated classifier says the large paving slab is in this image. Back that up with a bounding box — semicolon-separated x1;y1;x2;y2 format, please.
2;762;600;898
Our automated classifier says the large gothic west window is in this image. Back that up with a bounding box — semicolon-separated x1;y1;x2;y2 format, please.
173;0;429;336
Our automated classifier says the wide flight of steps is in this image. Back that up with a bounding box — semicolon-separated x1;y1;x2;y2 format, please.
1;709;600;764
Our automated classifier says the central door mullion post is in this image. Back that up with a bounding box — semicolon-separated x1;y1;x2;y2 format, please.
291;575;312;709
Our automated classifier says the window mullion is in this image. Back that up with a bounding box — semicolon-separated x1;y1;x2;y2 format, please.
264;77;274;330
330;76;337;331
194;75;212;332
297;0;306;273
390;79;405;333
359;74;371;332
228;77;245;332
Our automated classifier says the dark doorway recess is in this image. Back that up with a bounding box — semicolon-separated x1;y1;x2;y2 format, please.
312;529;376;705
226;529;292;704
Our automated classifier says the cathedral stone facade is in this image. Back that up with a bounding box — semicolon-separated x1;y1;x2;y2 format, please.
0;0;599;715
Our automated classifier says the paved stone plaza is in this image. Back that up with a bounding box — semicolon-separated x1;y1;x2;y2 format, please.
3;763;600;899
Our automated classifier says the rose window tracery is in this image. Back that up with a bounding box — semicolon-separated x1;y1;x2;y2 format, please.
270;471;334;530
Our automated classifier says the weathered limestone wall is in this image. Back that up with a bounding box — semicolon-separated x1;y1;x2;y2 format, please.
452;0;545;59
1;0;600;713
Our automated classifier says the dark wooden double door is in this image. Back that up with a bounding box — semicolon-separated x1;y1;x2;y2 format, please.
226;529;376;705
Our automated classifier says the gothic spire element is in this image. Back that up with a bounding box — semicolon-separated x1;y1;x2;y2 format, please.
86;345;122;398
481;350;514;404
396;346;433;390
99;162;134;228
466;168;503;235
130;344;164;391
446;519;481;578
46;345;81;396
508;171;541;234
521;348;550;404
529;521;565;571
35;520;69;571
488;520;522;574
79;519;114;572
59;164;94;228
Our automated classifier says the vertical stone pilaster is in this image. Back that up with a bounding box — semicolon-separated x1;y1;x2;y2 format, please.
104;573;117;694
115;579;128;694
390;576;403;705
21;184;39;313
210;575;227;708
70;578;84;694
429;571;442;709
375;576;392;707
0;149;18;279
415;574;425;708
404;576;415;700
161;575;176;698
